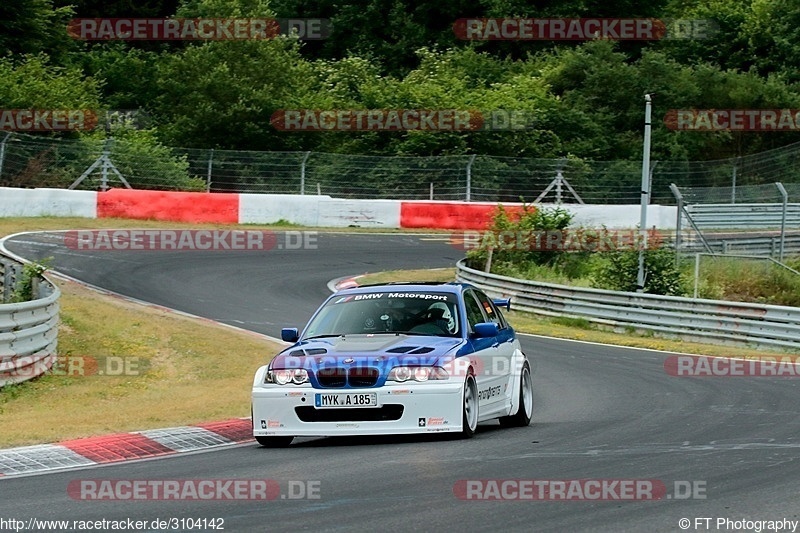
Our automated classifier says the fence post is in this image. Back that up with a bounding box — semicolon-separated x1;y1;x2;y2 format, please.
206;149;214;192
776;182;788;261
300;151;311;195
693;253;701;298
0;132;11;180
731;159;738;203
555;170;563;203
429;182;433;201
465;154;476;202
672;183;683;268
100;138;111;191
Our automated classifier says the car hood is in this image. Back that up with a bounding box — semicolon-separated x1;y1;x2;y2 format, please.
271;334;463;369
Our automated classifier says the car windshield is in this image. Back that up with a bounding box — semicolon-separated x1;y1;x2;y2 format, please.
303;291;461;338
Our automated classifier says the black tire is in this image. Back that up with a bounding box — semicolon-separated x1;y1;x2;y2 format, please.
499;361;533;428
460;374;479;438
255;436;294;448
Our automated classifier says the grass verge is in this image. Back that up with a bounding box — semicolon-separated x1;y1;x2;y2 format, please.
0;218;302;448
0;278;284;448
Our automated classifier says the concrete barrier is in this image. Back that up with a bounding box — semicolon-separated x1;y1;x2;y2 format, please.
399;201;526;230
0;186;678;230
0;187;97;218
97;189;239;223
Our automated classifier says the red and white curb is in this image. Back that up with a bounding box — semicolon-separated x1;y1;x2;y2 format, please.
0;418;252;478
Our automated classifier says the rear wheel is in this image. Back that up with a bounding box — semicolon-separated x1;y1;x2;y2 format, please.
255;436;293;448
499;361;533;428
460;374;479;438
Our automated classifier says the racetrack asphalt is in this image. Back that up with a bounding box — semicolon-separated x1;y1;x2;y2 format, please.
1;231;799;532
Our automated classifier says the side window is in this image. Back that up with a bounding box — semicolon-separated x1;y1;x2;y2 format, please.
474;290;507;329
463;291;487;332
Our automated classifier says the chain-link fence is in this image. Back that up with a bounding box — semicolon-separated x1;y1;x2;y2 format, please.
3;132;800;204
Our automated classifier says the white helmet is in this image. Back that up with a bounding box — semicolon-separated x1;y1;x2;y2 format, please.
428;302;455;333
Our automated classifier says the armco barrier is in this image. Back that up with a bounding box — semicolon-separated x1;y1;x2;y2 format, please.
685;204;800;230
456;259;800;350
0;254;60;387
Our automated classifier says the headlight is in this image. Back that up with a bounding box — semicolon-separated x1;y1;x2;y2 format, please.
414;367;429;382
266;368;309;385
391;366;411;382
387;366;448;382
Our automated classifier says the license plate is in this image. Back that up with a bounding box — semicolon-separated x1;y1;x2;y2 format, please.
315;393;378;408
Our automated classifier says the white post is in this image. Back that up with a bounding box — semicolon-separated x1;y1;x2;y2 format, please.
693;253;701;298
465;154;476;202
637;94;653;293
206;149;214;192
300;151;311;195
0;132;11;179
555;170;563;203
776;182;788;261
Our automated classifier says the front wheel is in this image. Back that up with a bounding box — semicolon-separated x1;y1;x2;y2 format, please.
460;374;479;438
499;361;533;428
255;436;293;448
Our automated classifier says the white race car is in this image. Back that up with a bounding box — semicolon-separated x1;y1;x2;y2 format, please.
251;282;533;447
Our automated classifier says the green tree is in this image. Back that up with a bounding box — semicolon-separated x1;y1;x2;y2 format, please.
0;55;103;120
0;0;77;60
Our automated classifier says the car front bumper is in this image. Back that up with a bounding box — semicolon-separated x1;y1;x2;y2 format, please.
252;379;465;437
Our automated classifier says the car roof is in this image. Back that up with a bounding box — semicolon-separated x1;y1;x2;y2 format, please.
335;281;468;296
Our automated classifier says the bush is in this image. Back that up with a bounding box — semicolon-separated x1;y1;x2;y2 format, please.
465;203;575;270
591;247;684;296
9;260;50;303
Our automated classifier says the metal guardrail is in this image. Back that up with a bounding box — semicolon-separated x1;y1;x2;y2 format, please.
684;203;800;230
681;234;800;256
0;255;60;387
456;259;800;351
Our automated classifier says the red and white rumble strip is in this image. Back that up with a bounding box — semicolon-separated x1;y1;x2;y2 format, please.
0;418;252;477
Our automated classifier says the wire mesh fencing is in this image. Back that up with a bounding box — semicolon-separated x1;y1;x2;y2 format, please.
3;132;800;204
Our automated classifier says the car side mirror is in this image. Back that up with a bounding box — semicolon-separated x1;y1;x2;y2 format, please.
281;327;299;343
492;298;511;311
472;322;499;338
